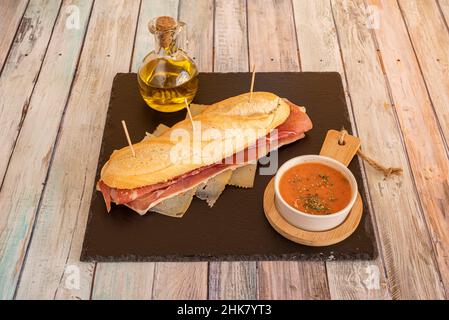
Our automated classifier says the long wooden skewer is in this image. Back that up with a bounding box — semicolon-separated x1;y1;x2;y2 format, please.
249;64;256;102
185;98;195;131
121;120;136;157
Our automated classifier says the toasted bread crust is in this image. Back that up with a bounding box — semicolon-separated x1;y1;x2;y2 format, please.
100;92;290;189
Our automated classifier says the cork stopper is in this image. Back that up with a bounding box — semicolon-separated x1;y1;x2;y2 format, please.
155;16;177;31
149;16;178;49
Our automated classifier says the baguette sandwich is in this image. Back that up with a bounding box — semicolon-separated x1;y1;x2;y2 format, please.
97;92;313;215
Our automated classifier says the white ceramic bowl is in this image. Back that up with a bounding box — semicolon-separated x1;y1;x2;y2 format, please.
274;155;358;232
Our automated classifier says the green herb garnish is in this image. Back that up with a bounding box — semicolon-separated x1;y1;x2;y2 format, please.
303;195;329;212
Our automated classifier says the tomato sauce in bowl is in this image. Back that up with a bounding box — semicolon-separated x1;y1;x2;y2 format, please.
279;162;352;215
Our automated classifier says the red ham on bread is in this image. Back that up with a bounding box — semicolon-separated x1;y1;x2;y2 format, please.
97;94;313;215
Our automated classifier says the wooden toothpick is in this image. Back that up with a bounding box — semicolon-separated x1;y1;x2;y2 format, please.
185;98;195;131
249;64;256;102
121;120;136;157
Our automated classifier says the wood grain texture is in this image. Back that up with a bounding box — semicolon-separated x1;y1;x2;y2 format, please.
90;0;179;301
0;0;65;300
0;0;29;71
1;0;93;300
248;0;330;300
369;0;449;297
399;0;449;147
0;0;446;300
331;0;445;299
209;261;257;300
292;0;344;72
214;0;249;72
179;0;214;71
326;261;390;299
320;129;361;166
0;0;61;190
258;261;330;299
247;0;299;72
130;0;179;72
92;263;154;300
152;262;208;299
292;0;390;300
14;0;140;299
149;0;213;300
208;0;257;300
440;0;449;23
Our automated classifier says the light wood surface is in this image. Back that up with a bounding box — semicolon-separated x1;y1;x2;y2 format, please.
292;0;390;300
90;0;179;301
0;0;28;71
331;0;444;299
0;0;448;300
320;130;361;166
258;261;330;299
248;0;330;300
13;0;140;300
92;263;154;300
149;0;213;300
209;0;257;301
0;0;93;299
396;0;449;296
0;0;61;188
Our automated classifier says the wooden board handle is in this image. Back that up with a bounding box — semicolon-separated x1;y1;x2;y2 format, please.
319;130;360;167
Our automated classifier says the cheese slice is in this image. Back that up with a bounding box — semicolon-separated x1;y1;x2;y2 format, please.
228;163;257;188
142;132;155;141
152;123;170;137
186;103;208;118
150;187;197;218
196;170;233;207
146;107;258;215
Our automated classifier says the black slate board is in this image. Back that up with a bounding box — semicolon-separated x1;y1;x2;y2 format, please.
81;72;377;262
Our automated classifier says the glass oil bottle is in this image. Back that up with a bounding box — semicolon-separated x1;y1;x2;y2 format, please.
138;16;198;112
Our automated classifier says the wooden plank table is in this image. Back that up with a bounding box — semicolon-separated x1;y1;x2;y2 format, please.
0;0;448;300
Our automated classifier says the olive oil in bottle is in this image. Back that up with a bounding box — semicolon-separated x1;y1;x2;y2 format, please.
138;16;198;112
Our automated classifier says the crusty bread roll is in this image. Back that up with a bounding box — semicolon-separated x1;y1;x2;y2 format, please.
100;92;290;189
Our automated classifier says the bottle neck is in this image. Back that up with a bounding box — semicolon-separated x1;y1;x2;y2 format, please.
155;31;178;56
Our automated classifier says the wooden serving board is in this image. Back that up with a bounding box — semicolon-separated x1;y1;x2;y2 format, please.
80;72;377;262
263;129;364;246
264;180;364;246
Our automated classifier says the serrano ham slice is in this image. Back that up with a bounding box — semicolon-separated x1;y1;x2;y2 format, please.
97;100;312;214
